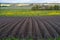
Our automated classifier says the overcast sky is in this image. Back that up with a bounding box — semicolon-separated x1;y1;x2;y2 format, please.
0;0;60;3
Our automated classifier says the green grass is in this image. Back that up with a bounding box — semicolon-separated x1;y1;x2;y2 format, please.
0;9;60;17
0;37;60;40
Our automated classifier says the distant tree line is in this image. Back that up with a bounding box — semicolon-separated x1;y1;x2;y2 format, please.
31;5;60;10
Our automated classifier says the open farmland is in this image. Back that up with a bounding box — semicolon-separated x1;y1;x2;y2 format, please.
0;16;60;39
0;9;60;16
0;9;60;40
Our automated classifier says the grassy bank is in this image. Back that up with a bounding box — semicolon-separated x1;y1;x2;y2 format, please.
0;9;60;17
0;37;60;40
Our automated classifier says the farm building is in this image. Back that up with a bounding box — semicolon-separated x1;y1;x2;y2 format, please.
0;3;30;7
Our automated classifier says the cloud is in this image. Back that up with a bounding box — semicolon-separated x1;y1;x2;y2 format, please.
0;0;60;3
20;0;31;3
45;0;60;3
0;0;31;3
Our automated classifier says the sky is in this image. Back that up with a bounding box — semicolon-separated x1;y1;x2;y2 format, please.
0;0;60;3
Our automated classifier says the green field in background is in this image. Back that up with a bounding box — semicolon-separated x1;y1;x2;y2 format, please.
0;9;60;17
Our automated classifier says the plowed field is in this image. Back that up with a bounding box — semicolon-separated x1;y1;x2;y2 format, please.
0;16;60;39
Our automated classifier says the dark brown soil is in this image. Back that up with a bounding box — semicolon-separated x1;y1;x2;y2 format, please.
0;16;60;39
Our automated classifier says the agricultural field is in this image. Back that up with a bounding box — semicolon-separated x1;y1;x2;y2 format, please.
0;9;60;17
0;9;60;40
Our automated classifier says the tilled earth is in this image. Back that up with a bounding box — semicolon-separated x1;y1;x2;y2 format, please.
0;16;60;39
